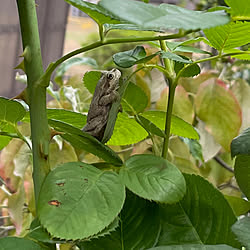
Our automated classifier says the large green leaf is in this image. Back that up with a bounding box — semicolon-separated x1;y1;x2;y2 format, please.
54;57;98;85
113;46;159;68
122;82;148;114
149;245;237;250
157;174;240;248
107;113;148;145
204;22;250;52
79;192;161;250
195;78;241;151
0;237;45;250
234;155;250;199
231;217;250;250
38;162;125;240
225;0;250;21
99;0;230;31
231;127;250;157
64;0;120;26
140;111;199;140
48;119;123;165
120;155;186;203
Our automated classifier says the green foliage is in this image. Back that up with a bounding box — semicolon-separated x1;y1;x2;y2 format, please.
79;192;161;250
148;245;237;250
0;237;45;250
99;0;230;31
231;217;250;250
113;46;158;68
122;82;148;113
38;162;125;240
48;119;123;165
107;113;148;145
234;155;250;199
231;127;250;157
158;174;240;248
120;154;186;203
3;0;249;248
141;111;199;139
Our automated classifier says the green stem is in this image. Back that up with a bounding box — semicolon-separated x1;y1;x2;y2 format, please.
42;31;190;82
162;80;176;158
16;0;50;208
159;40;175;158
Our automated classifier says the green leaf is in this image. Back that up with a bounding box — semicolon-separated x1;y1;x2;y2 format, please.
107;113;148;145
122;82;148;114
224;48;250;61
231;217;250;250
22;109;87;129
120;154;186;203
231;127;250;157
38;162;125;240
64;0;120;26
47;109;86;129
0;136;12;150
137;115;165;137
83;71;102;94
166;41;211;55
113;46;158;68
54;57;98;85
140;111;199;140
225;0;250;21
48;119;123;165
161;51;192;64
0;97;26;127
234;155;250;199
149;245;237;250
79;192;161;250
157;174;240;248
204;22;250;52
26;219;64;244
224;195;250;216
0;237;45;250
99;0;230;31
195;78;241;151
175;60;201;78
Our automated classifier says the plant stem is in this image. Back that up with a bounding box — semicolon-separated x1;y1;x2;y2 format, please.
16;0;50;208
162;81;176;158
42;32;190;81
159;40;175;158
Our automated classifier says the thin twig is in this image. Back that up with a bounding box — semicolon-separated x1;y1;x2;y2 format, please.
214;155;234;173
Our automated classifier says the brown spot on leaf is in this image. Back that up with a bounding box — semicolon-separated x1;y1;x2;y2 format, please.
84;178;88;182
48;200;61;207
56;182;65;187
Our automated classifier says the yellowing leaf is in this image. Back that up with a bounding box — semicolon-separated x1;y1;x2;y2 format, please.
195;78;242;151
